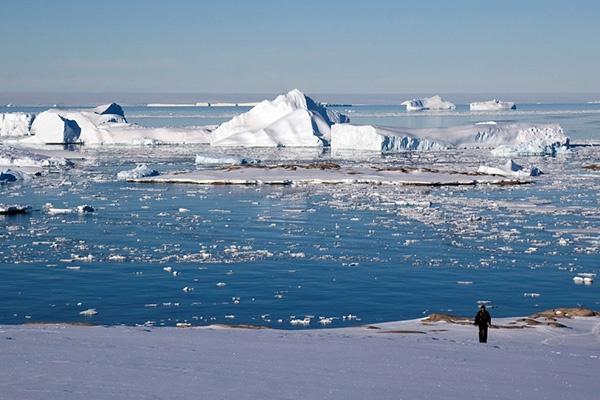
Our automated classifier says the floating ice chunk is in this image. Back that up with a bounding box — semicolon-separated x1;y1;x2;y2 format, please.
163;267;172;273
76;205;95;213
0;169;27;183
401;95;455;111
523;293;541;298
319;317;334;325
182;286;194;293
194;155;261;165
210;89;348;147
0;113;35;136
478;159;543;177
573;276;585;284
470;99;516;111
216;282;226;287
456;281;473;285
117;164;159;180
0;204;30;215
79;308;98;316
290;317;311;326
176;322;192;328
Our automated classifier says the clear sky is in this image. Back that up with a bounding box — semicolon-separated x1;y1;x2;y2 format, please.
2;0;599;94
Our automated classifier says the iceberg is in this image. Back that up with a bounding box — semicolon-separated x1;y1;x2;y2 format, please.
22;104;214;145
477;160;542;177
210;89;348;147
1;113;35;137
401;95;456;111
331;122;568;155
117;164;159;180
470;99;516;111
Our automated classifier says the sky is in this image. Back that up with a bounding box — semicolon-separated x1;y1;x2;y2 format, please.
1;0;599;94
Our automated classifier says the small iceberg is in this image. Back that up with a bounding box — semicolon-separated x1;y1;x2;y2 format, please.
401;95;456;111
117;164;159;180
470;99;516;111
477;159;543;177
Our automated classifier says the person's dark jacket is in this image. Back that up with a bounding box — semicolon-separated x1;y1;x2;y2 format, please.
474;309;491;327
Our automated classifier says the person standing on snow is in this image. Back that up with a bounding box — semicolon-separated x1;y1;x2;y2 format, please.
474;305;492;343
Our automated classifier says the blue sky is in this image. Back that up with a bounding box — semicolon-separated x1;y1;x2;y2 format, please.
2;0;599;93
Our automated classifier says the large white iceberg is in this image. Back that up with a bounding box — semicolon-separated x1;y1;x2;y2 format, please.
1;113;35;137
22;104;214;145
331;122;569;155
401;95;456;111
470;99;516;111
210;89;348;147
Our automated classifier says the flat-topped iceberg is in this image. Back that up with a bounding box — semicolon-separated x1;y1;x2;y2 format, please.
210;89;348;147
1;113;35;137
470;99;516;111
401;95;456;111
331;122;568;155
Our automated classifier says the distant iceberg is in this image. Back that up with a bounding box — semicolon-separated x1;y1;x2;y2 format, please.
210;89;349;147
470;99;516;111
331;122;568;155
401;95;456;111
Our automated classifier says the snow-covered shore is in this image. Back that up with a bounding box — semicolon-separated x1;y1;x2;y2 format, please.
1;311;598;400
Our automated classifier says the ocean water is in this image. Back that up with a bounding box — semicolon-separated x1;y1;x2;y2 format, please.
1;103;599;328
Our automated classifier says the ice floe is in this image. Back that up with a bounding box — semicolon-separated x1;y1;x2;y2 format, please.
401;95;456;111
210;89;348;147
470;99;516;111
129;163;531;186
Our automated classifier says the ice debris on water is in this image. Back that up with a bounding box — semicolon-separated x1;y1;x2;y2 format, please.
0;204;30;215
79;308;98;316
117;164;159;180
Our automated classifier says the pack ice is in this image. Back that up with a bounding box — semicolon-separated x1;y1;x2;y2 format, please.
210;89;349;147
470;99;516;111
401;95;456;111
330;122;569;155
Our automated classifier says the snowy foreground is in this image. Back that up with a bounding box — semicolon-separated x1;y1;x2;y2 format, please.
1;312;598;400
